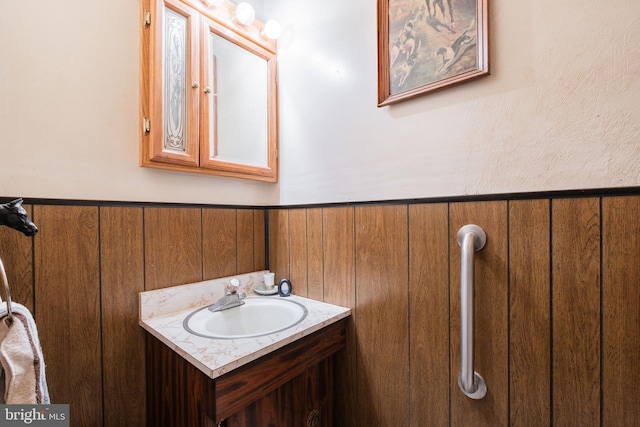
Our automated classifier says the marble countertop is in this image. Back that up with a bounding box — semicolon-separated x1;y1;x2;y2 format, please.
139;271;351;379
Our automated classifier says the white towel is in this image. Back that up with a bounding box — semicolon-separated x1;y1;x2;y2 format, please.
0;303;50;404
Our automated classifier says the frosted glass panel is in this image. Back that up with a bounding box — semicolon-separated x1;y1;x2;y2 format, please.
163;7;188;153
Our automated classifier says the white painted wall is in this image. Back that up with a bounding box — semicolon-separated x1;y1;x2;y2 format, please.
272;0;640;205
2;0;639;206
0;0;278;205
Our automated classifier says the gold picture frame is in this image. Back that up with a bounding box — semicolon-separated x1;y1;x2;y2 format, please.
378;0;489;106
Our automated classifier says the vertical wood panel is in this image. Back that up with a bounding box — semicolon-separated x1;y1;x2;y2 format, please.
203;208;237;279
236;209;254;274
450;201;508;427
253;210;265;271
289;209;308;297
268;209;289;281
100;207;146;427
322;206;356;426
226;360;334;427
34;205;102;426
323;207;355;306
0;203;34;311
144;207;202;290
355;205;409;427
307;208;324;300
409;203;450;426
602;196;640;425
509;200;551;426
552;198;600;426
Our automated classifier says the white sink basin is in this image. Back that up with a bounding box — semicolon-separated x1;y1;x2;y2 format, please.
183;297;308;339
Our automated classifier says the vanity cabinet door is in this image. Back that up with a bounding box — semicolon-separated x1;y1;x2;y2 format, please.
223;358;334;427
147;0;200;167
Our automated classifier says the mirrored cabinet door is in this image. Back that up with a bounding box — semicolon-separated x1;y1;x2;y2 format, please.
199;16;277;180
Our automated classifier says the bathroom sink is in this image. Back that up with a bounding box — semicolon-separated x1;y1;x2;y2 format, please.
183;297;308;339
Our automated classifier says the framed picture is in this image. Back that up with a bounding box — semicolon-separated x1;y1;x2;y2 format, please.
377;0;489;106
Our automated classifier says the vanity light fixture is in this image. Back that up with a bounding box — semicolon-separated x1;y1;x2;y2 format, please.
234;2;255;26
202;0;224;7
261;19;282;40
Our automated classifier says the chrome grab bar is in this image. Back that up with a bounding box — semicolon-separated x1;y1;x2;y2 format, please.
457;224;487;399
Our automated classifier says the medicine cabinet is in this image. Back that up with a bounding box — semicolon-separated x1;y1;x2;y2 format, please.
140;0;278;182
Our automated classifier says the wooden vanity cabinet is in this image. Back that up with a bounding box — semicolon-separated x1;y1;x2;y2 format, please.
145;319;347;427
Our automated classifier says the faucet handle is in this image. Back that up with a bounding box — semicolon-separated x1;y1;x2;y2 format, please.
226;278;240;294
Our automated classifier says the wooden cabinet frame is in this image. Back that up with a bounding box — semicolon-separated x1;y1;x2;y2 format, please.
140;0;278;182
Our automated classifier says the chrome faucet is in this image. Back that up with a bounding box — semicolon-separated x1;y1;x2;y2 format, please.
209;278;246;312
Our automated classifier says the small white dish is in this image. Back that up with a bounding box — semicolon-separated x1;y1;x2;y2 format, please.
254;284;278;295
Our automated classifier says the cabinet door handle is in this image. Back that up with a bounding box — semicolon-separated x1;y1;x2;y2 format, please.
192;82;200;89
204;87;212;94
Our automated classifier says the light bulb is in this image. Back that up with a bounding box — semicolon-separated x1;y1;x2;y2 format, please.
261;20;282;40
235;3;255;26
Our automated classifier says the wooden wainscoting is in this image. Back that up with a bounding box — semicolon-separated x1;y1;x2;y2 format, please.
35;206;102;425
552;198;601;425
268;195;640;426
408;203;449;426
509;199;551;424
0;202;265;427
1;194;639;426
602;196;640;425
